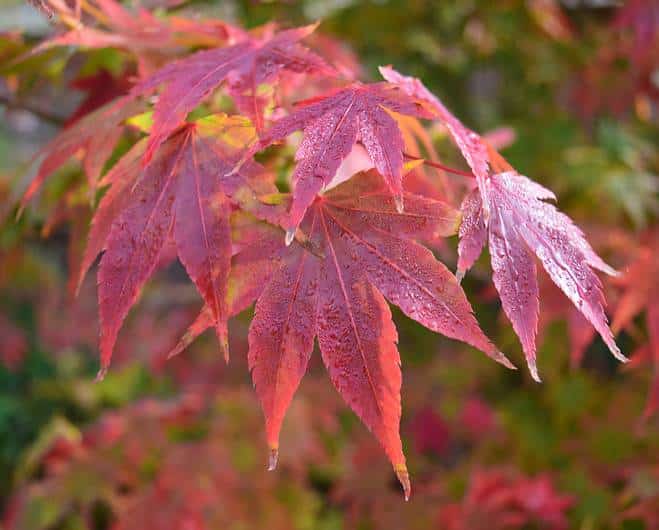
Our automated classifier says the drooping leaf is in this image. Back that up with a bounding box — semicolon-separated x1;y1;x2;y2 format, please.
20;96;144;207
612;230;659;417
64;69;134;127
28;0;170;53
89;115;272;376
458;170;624;380
379;65;491;211
132;24;333;162
257;82;433;232
172;171;513;496
381;67;623;380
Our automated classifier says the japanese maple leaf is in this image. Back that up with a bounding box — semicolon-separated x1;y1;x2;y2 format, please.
25;0;244;77
83;115;273;376
612;230;659;417
379;65;492;212
64;69;133;127
174;171;513;498
456;170;625;381
26;0;173;62
381;67;624;380
131;24;333;162
20;96;143;208
256;82;433;234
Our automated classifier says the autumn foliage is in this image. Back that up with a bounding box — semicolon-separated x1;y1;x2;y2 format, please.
1;0;658;527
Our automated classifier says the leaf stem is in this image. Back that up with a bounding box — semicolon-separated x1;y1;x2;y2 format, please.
403;152;474;178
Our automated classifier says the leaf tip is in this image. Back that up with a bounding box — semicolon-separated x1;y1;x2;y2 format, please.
267;447;279;471
603;265;621;277
95;366;108;382
394;464;411;501
529;361;542;383
610;342;628;364
494;350;517;371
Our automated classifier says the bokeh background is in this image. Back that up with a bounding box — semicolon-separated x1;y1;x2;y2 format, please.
0;1;658;529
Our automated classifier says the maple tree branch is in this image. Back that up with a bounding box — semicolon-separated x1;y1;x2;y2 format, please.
0;92;67;126
403;152;474;178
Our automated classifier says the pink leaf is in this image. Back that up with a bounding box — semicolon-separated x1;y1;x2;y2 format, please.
258;83;432;230
132;25;333;162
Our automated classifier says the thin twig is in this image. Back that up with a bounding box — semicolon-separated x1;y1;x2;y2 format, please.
403;152;474;178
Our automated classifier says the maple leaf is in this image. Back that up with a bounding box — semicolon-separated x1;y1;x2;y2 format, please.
23;0;244;77
612;230;659;418
256;82;434;234
457;170;625;381
174;171;513;498
131;24;333;162
25;0;171;63
381;67;624;381
83;114;273;377
20;96;143;208
379;65;492;212
64;69;133;127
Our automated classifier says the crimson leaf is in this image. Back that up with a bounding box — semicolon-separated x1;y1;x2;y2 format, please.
132;24;333;162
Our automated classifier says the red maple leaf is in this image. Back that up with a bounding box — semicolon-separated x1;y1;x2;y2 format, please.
25;0;245;77
82;115;273;377
27;0;172;60
381;67;623;381
379;65;491;209
257;82;433;233
64;69;133;127
456;169;624;381
20;96;143;208
612;229;659;418
172;171;513;498
132;24;333;162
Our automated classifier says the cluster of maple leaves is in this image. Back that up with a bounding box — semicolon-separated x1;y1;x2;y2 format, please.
14;0;641;498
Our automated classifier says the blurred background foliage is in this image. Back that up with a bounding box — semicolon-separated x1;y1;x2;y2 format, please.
0;0;658;529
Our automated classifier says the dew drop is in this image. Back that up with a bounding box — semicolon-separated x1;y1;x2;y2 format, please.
268;448;279;471
285;228;296;246
394;195;404;214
